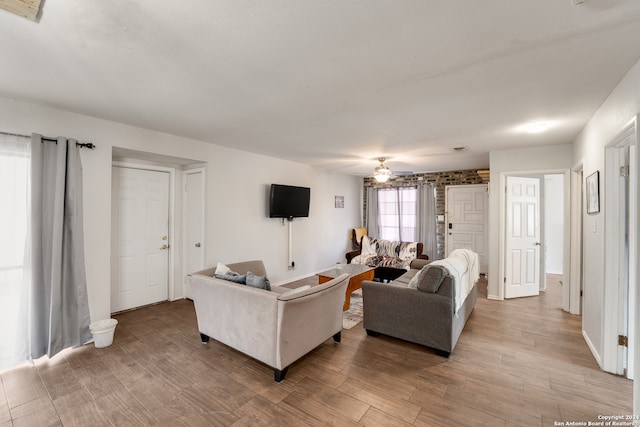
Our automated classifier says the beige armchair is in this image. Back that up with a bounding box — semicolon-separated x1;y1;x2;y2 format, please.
188;260;349;382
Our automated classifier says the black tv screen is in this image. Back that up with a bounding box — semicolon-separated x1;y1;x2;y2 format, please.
269;184;310;219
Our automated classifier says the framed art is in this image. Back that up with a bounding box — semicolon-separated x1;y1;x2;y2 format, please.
335;196;344;208
586;171;600;214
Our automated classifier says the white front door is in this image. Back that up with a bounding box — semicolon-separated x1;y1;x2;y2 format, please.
183;169;205;299
111;167;170;312
505;176;541;299
445;184;488;273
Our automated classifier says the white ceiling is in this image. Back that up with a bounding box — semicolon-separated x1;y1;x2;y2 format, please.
1;0;639;176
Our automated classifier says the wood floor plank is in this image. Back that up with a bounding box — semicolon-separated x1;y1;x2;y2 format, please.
339;377;421;424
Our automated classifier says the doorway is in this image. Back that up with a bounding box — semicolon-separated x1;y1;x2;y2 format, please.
111;165;171;312
500;171;570;303
183;168;205;299
603;119;637;379
445;184;488;273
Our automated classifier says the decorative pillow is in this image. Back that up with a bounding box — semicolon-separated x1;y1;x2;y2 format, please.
280;284;311;298
416;265;448;293
214;273;247;284
246;271;271;291
398;242;418;262
361;236;378;258
407;267;425;289
214;262;232;276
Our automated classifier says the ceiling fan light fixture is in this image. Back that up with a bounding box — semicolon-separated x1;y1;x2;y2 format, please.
373;157;392;182
374;173;390;183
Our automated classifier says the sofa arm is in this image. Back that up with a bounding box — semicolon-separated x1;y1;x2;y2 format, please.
345;249;361;264
410;258;432;270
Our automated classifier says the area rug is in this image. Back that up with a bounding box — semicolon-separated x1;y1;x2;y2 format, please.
343;289;364;329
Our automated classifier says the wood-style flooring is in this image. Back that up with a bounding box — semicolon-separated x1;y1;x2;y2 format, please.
0;275;632;426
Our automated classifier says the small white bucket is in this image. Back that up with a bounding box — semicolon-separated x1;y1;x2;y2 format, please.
89;319;118;348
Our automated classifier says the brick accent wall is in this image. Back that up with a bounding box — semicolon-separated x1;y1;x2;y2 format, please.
363;169;485;259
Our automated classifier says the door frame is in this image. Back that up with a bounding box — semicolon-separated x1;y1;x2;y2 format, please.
497;169;571;302
569;163;583;315
602;115;638;377
182;167;206;298
111;161;177;306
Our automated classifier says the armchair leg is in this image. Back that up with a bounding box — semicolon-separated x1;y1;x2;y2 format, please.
366;329;380;337
333;331;341;343
274;367;288;382
200;333;210;344
435;349;450;358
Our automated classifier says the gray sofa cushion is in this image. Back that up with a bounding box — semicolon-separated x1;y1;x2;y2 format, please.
417;265;448;293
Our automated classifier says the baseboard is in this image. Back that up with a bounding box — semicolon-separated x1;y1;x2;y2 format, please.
487;294;502;300
582;329;602;369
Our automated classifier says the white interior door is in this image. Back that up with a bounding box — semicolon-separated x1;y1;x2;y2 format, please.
505;176;541;299
183;169;205;299
445;184;488;273
111;167;170;312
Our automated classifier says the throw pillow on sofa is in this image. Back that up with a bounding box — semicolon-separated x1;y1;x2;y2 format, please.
246;272;271;291
408;264;448;293
214;272;247;284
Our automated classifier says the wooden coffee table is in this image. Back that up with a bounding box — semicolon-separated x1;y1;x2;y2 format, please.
318;264;375;311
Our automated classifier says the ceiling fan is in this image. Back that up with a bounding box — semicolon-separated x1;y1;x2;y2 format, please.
372;158;412;183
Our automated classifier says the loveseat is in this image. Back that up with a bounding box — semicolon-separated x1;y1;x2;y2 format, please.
188;260;349;382
345;235;428;282
362;249;479;357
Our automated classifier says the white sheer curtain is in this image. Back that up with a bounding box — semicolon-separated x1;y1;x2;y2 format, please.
0;133;91;370
377;187;417;241
0;135;30;369
417;183;437;260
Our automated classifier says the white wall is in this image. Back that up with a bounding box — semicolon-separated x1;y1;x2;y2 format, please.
544;174;564;274
0;96;363;322
572;58;640;379
488;144;573;299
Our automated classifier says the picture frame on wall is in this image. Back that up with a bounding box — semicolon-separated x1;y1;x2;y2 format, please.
586;171;600;214
335;196;344;208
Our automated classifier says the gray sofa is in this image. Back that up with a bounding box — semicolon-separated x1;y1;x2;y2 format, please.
188;260;349;382
362;257;478;357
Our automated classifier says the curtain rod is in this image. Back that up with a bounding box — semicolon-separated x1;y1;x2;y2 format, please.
0;131;96;149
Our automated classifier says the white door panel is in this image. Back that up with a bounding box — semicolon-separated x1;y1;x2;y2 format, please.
183;170;205;299
505;177;541;298
111;167;170;312
445;184;488;273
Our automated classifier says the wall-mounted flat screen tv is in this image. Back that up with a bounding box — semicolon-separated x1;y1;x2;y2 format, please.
269;184;310;219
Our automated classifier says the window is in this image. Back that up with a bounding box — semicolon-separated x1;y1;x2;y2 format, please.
0;139;30;368
377;186;417;241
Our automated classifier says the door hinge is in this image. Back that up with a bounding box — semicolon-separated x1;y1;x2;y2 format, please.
618;335;628;347
504;277;506;283
620;166;629;177
580;290;583;297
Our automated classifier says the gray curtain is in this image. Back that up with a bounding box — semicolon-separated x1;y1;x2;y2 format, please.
30;134;91;359
417;183;437;260
365;186;379;238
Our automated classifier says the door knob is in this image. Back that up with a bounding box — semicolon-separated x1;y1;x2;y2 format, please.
162;236;168;241
160;244;169;250
195;243;201;248
534;242;541;246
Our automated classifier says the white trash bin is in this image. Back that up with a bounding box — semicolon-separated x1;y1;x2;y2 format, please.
89;319;118;348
